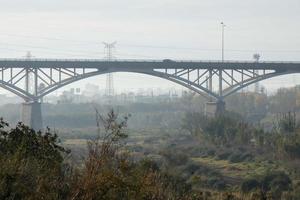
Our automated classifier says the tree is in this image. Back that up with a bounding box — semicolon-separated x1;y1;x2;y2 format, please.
70;110;194;200
0;119;70;199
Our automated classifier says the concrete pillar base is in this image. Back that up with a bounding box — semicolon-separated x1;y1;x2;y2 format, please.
216;100;225;115
21;101;43;131
205;100;226;117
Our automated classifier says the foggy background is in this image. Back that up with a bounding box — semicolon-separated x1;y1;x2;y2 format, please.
0;0;299;96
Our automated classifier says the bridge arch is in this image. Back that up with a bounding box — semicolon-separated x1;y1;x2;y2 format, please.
222;71;294;98
0;60;299;102
0;80;35;101
0;68;298;101
34;69;298;101
35;69;221;100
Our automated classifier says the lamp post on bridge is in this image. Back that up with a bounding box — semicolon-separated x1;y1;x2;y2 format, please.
219;22;226;94
206;22;227;116
219;22;226;97
217;22;226;114
221;22;225;62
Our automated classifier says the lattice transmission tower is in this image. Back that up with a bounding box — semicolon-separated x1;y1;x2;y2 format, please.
253;53;261;93
103;42;116;97
24;51;34;97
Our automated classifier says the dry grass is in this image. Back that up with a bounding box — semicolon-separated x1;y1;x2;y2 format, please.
64;139;88;146
192;157;285;180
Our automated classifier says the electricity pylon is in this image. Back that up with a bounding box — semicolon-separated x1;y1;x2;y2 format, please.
103;42;116;98
253;53;261;93
24;51;34;99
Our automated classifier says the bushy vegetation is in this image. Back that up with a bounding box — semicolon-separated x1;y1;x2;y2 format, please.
70;110;195;199
0;120;71;199
4;109;299;199
0;113;204;200
2;85;300;199
241;171;292;195
180;110;300;199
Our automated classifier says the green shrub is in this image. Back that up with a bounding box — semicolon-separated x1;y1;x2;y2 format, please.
139;158;160;172
206;149;216;157
228;152;253;163
160;150;189;166
0;120;70;199
215;151;231;160
284;142;300;159
185;161;202;175
261;171;291;196
241;179;260;193
207;176;226;190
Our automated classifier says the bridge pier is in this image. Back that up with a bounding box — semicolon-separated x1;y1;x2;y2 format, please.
21;101;43;131
216;100;225;115
205;100;225;117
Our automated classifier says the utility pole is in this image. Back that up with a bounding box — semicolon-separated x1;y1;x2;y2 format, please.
219;22;226;97
215;22;226;115
103;42;116;98
221;22;225;62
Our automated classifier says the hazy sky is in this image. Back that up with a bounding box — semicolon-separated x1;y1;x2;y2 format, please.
0;0;299;95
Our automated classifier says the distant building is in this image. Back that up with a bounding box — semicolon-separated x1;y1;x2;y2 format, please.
83;83;99;97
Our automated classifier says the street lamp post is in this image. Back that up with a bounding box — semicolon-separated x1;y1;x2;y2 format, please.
221;22;226;62
219;22;226;98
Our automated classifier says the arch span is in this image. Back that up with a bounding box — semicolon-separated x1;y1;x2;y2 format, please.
35;69;300;101
0;80;35;101
0;65;298;102
222;70;297;98
35;69;220;100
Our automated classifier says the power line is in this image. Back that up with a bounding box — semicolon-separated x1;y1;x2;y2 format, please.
0;42;103;55
0;42;156;58
119;43;300;53
0;33;95;45
0;33;299;53
0;47;102;58
0;46;154;59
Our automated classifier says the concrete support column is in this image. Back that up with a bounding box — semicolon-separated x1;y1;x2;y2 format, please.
219;69;223;96
216;99;225;115
209;69;213;102
34;68;38;96
205;100;226;117
21;101;43;131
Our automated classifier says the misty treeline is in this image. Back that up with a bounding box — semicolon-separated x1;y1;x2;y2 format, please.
1;86;300;199
180;110;300;199
1;85;300;130
1;109;300;199
182;111;300;160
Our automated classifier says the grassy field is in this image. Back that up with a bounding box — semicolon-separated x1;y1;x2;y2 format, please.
192;156;286;184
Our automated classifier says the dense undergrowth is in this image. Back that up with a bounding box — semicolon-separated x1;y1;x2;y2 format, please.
1;109;300;199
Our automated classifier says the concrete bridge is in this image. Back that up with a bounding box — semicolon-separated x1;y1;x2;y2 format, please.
0;58;299;130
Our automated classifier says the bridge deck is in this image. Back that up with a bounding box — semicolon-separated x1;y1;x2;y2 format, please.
0;59;299;70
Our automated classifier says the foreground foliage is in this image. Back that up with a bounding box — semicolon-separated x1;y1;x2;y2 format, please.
1;108;300;199
70;110;194;199
0;119;70;199
0;113;198;200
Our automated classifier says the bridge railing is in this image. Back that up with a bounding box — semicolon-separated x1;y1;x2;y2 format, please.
0;58;299;64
